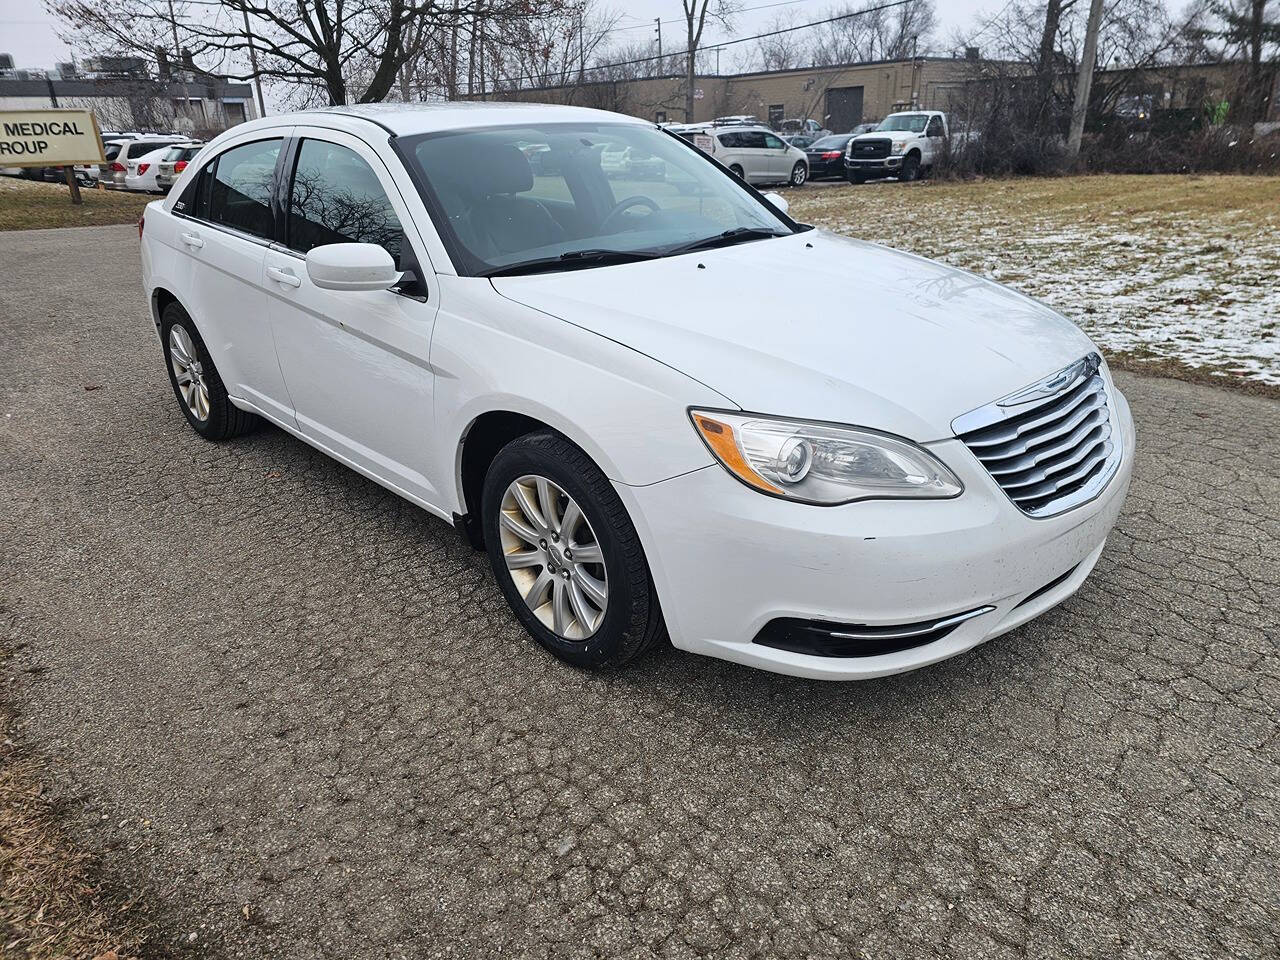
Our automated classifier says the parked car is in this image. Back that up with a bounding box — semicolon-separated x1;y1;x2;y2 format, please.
694;126;808;186
124;144;181;193
783;134;817;149
780;118;831;140
803;133;860;180
154;143;205;192
140;102;1134;681
599;144;666;181
845;111;948;183
100;136;190;190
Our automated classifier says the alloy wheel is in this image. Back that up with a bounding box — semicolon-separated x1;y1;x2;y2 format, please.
169;323;210;421
791;163;807;186
498;474;608;640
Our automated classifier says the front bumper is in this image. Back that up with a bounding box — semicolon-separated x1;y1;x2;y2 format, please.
616;389;1135;680
846;157;902;174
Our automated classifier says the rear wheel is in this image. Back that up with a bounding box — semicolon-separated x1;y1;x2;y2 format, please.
729;164;744;179
160;302;258;441
482;431;665;670
790;162;807;186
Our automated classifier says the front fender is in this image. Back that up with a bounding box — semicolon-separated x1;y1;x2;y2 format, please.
430;276;726;514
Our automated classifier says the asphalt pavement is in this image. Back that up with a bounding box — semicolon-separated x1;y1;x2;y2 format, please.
1;225;1277;959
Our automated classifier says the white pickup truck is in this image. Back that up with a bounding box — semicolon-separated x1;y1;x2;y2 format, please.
845;111;948;183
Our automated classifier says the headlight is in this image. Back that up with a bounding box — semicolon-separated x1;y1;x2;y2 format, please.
690;410;963;505
891;141;908;155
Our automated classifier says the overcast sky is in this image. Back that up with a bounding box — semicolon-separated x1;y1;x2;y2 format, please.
0;0;1001;73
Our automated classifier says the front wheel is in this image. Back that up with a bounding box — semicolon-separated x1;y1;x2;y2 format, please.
789;162;807;186
481;431;665;670
900;154;921;182
848;169;866;184
729;164;745;180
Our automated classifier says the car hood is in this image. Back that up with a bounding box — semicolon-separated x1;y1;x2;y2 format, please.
854;131;917;143
490;230;1097;441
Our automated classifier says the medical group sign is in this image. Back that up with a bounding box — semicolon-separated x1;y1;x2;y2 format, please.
0;109;105;166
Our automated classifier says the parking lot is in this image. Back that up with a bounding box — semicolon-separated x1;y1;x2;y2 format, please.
1;224;1277;958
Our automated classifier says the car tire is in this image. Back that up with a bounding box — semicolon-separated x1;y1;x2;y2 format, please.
729;164;745;179
481;431;666;670
160;302;258;441
901;154;921;182
790;162;807;186
848;170;866;184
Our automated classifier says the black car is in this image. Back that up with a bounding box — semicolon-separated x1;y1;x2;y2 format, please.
803;134;858;180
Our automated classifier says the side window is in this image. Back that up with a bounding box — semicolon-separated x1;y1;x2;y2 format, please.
206;138;281;240
740;131;768;149
288;139;403;263
174;160;211;218
763;133;785;150
926;117;944;137
717;132;739;149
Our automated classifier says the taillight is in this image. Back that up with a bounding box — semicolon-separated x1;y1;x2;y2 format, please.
110;161;125;172
174;160;188;173
821;151;842;159
137;163;150;175
138;213;145;240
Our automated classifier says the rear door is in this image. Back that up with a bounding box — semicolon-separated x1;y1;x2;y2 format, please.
263;129;442;505
170;134;294;422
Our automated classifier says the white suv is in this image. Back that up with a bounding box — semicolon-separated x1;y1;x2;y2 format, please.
138;103;1133;680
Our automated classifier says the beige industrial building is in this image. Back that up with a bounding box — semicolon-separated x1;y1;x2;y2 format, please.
488;57;1278;130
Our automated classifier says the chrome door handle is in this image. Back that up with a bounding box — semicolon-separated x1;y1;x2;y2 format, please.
267;266;302;288
180;232;204;249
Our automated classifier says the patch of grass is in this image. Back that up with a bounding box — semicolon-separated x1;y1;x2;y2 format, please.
0;176;151;231
1106;349;1280;400
1;605;149;959
790;174;1280;388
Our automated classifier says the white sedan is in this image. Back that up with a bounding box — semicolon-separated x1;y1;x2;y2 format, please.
138;103;1134;680
124;145;179;193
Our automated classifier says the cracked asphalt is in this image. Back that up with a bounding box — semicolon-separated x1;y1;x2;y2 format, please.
1;225;1277;959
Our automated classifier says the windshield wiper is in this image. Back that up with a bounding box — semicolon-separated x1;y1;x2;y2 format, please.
481;248;662;278
664;226;788;257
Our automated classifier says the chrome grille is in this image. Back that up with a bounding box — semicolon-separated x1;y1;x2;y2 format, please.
953;354;1121;518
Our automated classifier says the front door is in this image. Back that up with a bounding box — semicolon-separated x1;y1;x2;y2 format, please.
264;130;442;506
762;132;791;178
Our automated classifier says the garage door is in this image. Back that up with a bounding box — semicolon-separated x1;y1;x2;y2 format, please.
825;86;865;133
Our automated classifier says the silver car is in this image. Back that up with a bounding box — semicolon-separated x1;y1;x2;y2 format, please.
708;126;809;187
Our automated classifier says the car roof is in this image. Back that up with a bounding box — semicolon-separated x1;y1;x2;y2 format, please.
230;101;652;140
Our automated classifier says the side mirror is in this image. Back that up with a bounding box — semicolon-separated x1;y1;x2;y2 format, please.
305;242;402;292
762;192;789;215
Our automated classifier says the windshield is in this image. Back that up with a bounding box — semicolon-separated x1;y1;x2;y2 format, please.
399;122;793;276
876;114;930;133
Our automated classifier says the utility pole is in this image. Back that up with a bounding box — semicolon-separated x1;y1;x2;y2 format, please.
654;19;662;74
1066;0;1104;162
910;34;919;109
243;8;267;118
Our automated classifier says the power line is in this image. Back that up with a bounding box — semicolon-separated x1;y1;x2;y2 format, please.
610;0;836;35
485;0;912;90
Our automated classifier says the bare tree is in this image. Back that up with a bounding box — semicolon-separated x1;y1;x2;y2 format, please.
810;0;936;65
681;0;737;120
1183;0;1280;121
45;0;529;106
